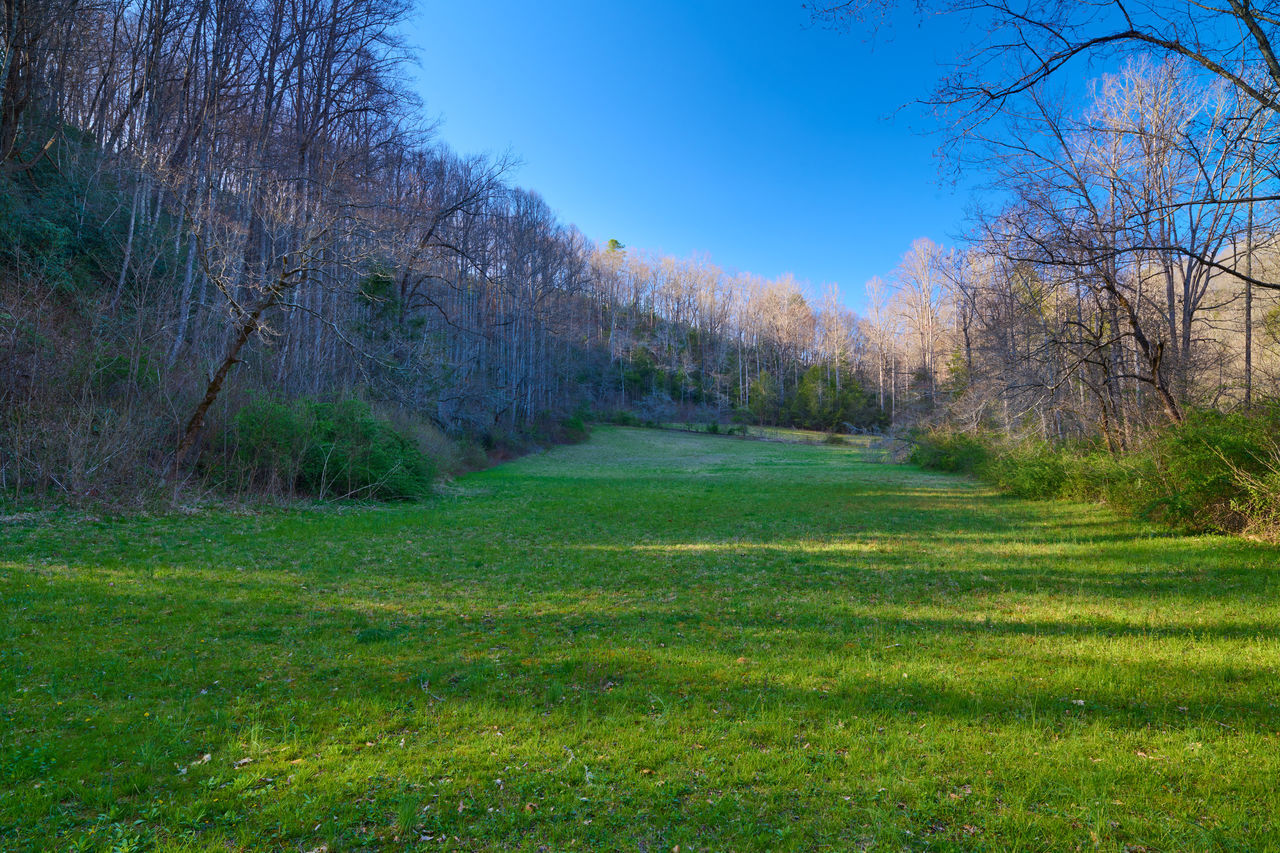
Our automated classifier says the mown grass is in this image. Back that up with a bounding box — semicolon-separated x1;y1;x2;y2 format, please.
746;425;851;443
660;422;882;448
2;426;1278;851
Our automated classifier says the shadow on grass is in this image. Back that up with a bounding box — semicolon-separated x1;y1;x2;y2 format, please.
9;566;1278;738
4;438;1280;848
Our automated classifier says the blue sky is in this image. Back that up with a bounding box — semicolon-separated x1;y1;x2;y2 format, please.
404;1;972;312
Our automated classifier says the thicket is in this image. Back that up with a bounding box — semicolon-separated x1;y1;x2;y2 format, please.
909;406;1280;537
213;399;435;500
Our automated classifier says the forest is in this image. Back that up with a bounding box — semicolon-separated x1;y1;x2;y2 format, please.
0;0;888;503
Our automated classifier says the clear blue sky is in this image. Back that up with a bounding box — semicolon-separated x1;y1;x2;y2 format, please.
404;1;970;312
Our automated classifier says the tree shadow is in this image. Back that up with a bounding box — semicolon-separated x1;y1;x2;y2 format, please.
4;442;1280;847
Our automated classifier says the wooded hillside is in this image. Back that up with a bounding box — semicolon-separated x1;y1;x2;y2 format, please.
0;0;885;501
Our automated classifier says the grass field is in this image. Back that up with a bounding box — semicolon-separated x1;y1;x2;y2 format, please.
661;423;872;445
2;426;1279;851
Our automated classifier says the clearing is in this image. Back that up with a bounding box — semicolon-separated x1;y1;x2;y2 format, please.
2;427;1278;850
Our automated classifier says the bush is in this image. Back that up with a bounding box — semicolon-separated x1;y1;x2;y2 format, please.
908;407;1280;538
596;409;643;427
1145;406;1280;532
525;412;591;446
375;405;471;476
1058;447;1146;507
560;413;591;443
480;427;528;459
225;399;312;494
908;429;990;474
453;438;490;472
634;391;676;425
225;397;435;500
983;442;1069;499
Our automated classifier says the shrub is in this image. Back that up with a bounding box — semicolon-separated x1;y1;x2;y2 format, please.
226;397;435;500
634;391;676;425
560;413;591;443
226;398;313;494
525;412;591;446
453;438;490;472
907;407;1280;538
1145;406;1280;532
983;442;1068;499
596;409;643;427
480;427;527;458
374;406;471;475
908;429;990;474
1231;453;1280;538
1057;447;1145;507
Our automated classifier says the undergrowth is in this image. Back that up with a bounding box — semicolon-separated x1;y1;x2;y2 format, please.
909;404;1280;538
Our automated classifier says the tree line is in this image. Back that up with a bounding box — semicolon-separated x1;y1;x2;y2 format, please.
586;245;885;432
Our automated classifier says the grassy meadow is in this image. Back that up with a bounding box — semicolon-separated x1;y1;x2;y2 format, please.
2;427;1279;851
660;423;866;445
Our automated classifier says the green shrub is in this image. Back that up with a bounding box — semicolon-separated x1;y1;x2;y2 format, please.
983;442;1068;499
226;399;313;493
1145;407;1280;532
374;406;472;475
525;412;591;446
908;429;990;474
1057;447;1142;506
908;408;1280;537
481;427;527;457
560;414;590;443
302;399;435;500
596;409;642;427
226;398;435;500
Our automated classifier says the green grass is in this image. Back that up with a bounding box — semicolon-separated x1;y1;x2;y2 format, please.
2;426;1279;851
661;422;881;448
746;425;847;443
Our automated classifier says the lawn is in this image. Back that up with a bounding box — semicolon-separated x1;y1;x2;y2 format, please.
2;426;1278;851
660;422;872;445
